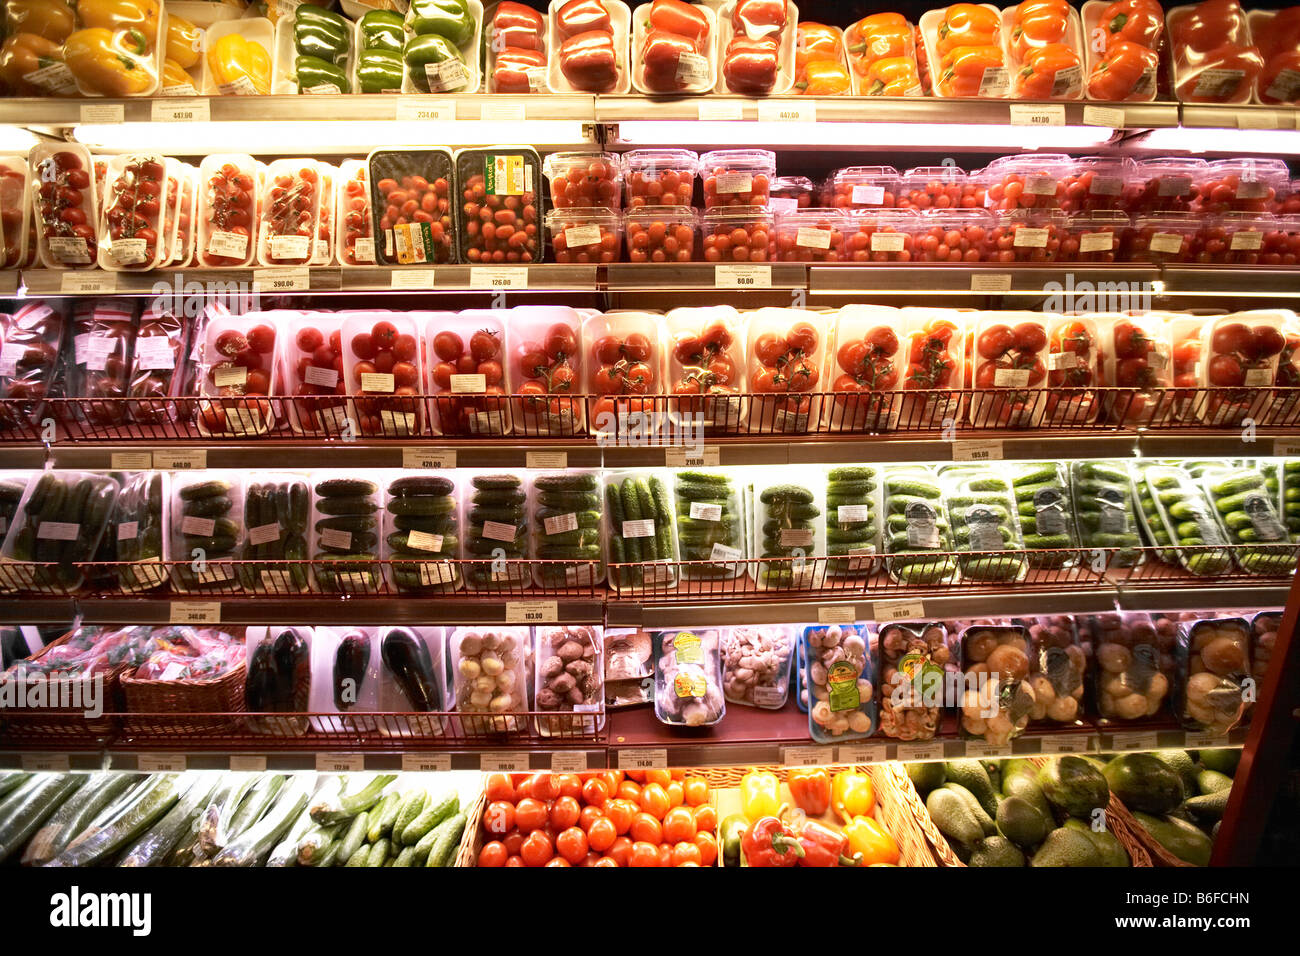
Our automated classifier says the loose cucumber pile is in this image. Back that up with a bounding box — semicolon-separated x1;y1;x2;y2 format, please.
824;467;878;578
1010;462;1078;568
1203;467;1294;575
674;470;744;580
883;467;956;585
755;481;819;589
0;770;467;868
113;471;167;592
465;474;528;590
1069;461;1143;567
1138;465;1232;576
605;473;674;589
532;473;603;588
943;467;1027;583
385;475;460;593
1283;460;1300;539
4;472;119;592
172;476;239;591
313;478;380;593
240;478;310;593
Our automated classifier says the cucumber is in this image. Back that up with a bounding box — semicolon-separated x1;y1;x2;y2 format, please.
400;793;458;846
211;774;314;867
828;467;875;482
366;837;391;867
316;478;378;497
388;476;455;497
296;821;342;866
344;843;370;867
759;484;814;504
182;495;233;518
316;514;378;533
0;772;32;799
1209;473;1264;497
335;809;371;865
23;771;141;866
1012;463;1058;486
533;473;598;492
536;491;600;510
200;773;256;855
470;474;523;490
118;772;221;868
0;773;89;864
179;480;232;501
367;790;402;843
316;495;378;516
48;773;184;867
425;812;467;867
675;481;734;501
390;788;428;846
226;773;287;842
309;773;396;826
392;845;417;867
621;478;645;565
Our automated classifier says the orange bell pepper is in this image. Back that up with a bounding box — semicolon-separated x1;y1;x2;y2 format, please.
787;768;832;816
1009;0;1070;60
1098;0;1165;51
4;0;77;43
795;22;843;72
843;815;900;866
1087;39;1157;100
939;44;1004;96
1015;42;1081;98
845;13;912;72
77;0;161;37
797;58;852;95
865;56;921;95
0;32;69;96
936;3;1000;57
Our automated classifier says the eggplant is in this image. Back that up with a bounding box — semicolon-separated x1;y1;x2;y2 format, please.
381;628;439;712
334;631;371;711
271;628;310;710
244;641;278;712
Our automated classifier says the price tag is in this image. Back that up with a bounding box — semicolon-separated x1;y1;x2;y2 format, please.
152;98;210;123
153;450;206;470
1040;734;1092;755
550;751;589;772
1184;731;1229;749
698;100;743;121
396;98;456;122
229;754;267;772
505;600;558;623
782;746;831;767
618;748;668;770
110;452;153;470
758;100;816;123
450;373;487;394
169;601;221;624
20;753;70;772
715;264;771;288
253;267;310;292
60;272;116;294
80;103;124;124
526;451;568;469
896;740;945;761
316;753;365;772
1272;438;1300;457
481;101;526;122
1010;103;1065;126
839;743;889;764
1082;105;1124;127
470;266;528;289
480;751;530;772
402;447;455;469
390;268;435;289
970;273;1012;293
873;598;925;622
664;445;721;467
1110;730;1159;751
622;518;655;538
818;606;856;625
965;740;1012;758
952;439;1003;461
138;753;187;772
1239;111;1280;130
402;753;452;772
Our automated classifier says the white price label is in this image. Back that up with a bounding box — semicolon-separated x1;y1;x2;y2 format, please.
851;184;886;206
229;754;267;772
952;439;1003;461
254;267;309;290
153;450;206;470
213;365;248;388
206;230;249;259
480;751;530;772
80;103;124;124
1149;232;1185;254
1110;731;1160;751
110;452;153;470
1229;231;1263;251
1184;731;1230;748
303;364;339;388
247;522;281;546
622;518;655;538
402;753;452;772
480;101;526;121
152;98;210;123
470;266;528;289
993;367;1031;388
698;100;743;121
688;501;722;522
965;740;1012;758
60;272;115;294
1009;103;1064;126
1079;232;1114;253
450;373;487;394
758;101;815;123
1245;367;1273;386
138;754;187;772
181;515;215;537
482;519;519;543
970;273;1012;293
390;268;435;289
709;542;742;563
618;748;668;770
543;512;579;535
550;751;589;772
37;520;80;541
664;445;721;467
714;172;753;194
780;527;815;547
169;601;221;624
818;605;856;625
1272;438;1300;457
1013;227;1050;249
782;746;831;767
839;743;889;764
896;741;946;761
505;599;558;623
405;529;444;552
402;447;455;469
1040;734;1092;755
795;226;833;250
564;224;602;248
526;451;568;469
873;598;925;622
316;753;365;772
1239;111;1280;130
20;753;70;772
117;521;138;542
836;504;872;523
361;372;395;393
396;98;456;122
715;264;771;288
1082;105;1124;127
870;232;907;253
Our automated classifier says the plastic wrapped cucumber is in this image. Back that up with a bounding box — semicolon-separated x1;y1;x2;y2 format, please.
605;473;675;590
113;471;169;593
1;471;121;594
240;476;311;594
881;466;956;584
312;477;381;594
754;479;821;590
1201;465;1294;576
1138;464;1232;576
1009;461;1078;569
672;470;745;581
1068;460;1143;567
531;472;603;589
464;474;529;591
1280;459;1300;540
823;466;879;578
384;475;460;593
941;465;1028;583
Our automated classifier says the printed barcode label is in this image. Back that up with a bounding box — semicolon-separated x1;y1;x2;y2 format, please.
1149;232;1184;253
117;521;139;541
993;367;1031;388
1013;227;1050;248
1079;232;1114;252
213;365;247;388
505;600;558;623
618;748;668;769
361;372;395;393
181;515;215;537
714;172;753;193
1048;351;1078;370
564;224;602;247
1229;231;1263;250
110;238;148;265
852;184;886;206
450;373;487;394
836;504;872;523
207;230;248;259
780;527;815;547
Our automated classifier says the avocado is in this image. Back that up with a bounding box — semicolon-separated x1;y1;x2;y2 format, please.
942;783;997;836
1196;769;1233;795
968;835;1025;867
1039;755;1110;819
926;787;985;853
1029;827;1103;867
1104;753;1184;814
1000;758;1039;789
1132;812;1213;866
1183;787;1231;824
906;761;946;796
981;760;1002;794
1153;749;1199;796
997;795;1051;849
1063;817;1130;867
1198;748;1240;776
1002;772;1054;821
944;759;999;818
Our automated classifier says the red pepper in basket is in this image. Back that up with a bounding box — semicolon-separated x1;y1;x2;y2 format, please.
796;819;862;867
649;0;709;49
787;768;832;816
556;0;612;41
495;46;547;94
740;810;804;867
560;30;619;92
723;35;779;93
732;0;787;39
493;0;546;49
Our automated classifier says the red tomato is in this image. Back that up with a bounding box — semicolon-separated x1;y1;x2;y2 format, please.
630;812;663;843
1252;325;1286;359
693;804;717;833
519;830;554;866
662;806;697;843
605;798;637;834
977;325;1015;360
514;797;549;834
594;856;619;867
587;816;617;852
551;795;582;830
295;327;323;353
246;325;275;354
470;329;501;362
483;800;515;836
504;855;525;867
608;836;634;866
529;773;560;803
866;326;900;356
693;831;719;865
754;332;788;366
555;826;589;864
628;841;661;867
371;321;398;351
1207;354;1245;386
1112;321;1151;359
478;841;508;867
682;777;709;807
623;332;652;360
581;777;610;808
639;783;670;819
1013;322;1047;354
391;334;417;362
671;841;703;866
786;322;819;354
432;330;463;361
545;323;578;359
351;332;376;360
1211;322;1252;357
837;340;869;375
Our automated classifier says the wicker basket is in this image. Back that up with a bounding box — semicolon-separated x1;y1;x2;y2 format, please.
892;758;1153;867
0;630;128;738
454;790;489;867
120;660;247;735
1105;797;1195;867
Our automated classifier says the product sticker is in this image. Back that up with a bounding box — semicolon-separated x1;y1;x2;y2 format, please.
768;196;798;214
773;408;810;432
993;366;1031;388
1157;175;1193;198
965;506;1004;551
1050;65;1082;97
419;561;457;586
543;512;579;536
269;235;311;260
674;671;707;698
836;504;872;523
847;545;876;571
826;659;861;712
780;527;814;547
1243;493;1287;541
565;564;595;587
1079;232;1114;253
213;365;247;388
37;521;79;541
1245;367;1273;386
196;563;234;583
851;184;885;206
48;236;92;264
218;75;259;96
85;336;117;371
134;335;175;370
1191;68;1244;100
795;226;832;249
247;522;281;546
449;373;486;394
1265;69;1300;103
714;172;753;194
564;224;602;248
688;501;723;522
1035;488;1068;535
485;155;528;196
1048;351;1079;370
709;542;742;563
645;560;674;583
0;343;20;377
482;519;519;543
1236;180;1269;199
675;51;710;85
181;515;216;537
978;65;1008;96
1097;487;1130;533
1229;230;1263;251
73;333;91;365
905;500;941;549
674;632;702;665
225;404;265;436
1088;177;1123;197
1013;227;1049;248
207;230;249;259
353;236;375;262
117;521;139;541
392;221;435;264
1149;232;1184;254
751;685;786;707
871;232;906;252
319;527;352;551
110;238;149;265
23;62;76;95
379;410;416;435
622;518;655;538
361;372;395;393
259;570;294;592
303;364;338;388
1025;175;1058;197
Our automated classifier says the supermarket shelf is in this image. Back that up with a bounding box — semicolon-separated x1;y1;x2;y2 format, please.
604;262;807;291
809;263;1162;296
1116;580;1293;613
1179;104;1300;131
1136;430;1295;460
1161;265;1300;298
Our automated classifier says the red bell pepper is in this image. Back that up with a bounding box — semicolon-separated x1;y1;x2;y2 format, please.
556;0;612;41
796;819;862;867
787;768;832;816
643;29;703;91
740;811;804;867
560;29;619;91
494;46;547;94
493;0;545;50
723;35;778;93
649;0;709;50
732;0;786;40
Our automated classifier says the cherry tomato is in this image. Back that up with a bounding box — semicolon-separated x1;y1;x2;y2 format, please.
608;836;634;866
470;329;501;362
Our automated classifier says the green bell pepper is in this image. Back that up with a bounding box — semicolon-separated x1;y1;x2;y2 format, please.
408;0;475;47
358;9;406;53
720;814;747;867
296;55;351;94
356;48;403;93
403;33;469;92
294;20;349;65
294;3;351;37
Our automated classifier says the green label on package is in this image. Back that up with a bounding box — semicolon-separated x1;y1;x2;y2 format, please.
486;155;527;196
826;660;861;712
674;632;702;665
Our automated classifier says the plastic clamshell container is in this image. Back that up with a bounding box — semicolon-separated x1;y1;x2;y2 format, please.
0;471;121;595
877;620;946;739
721;624;794;708
506;303;587;436
336;159;376;267
382;473;462;594
912;208;995;261
582;309;665;439
771;206;845;261
749;469;825;590
29;143;99;270
1196;158;1291;213
1126;212;1199;263
700;149;776;208
547;0;632;93
96;153;167;272
700;205;773;262
368;148;456;266
625;206;699;262
957;622;1032;744
530;470;605;589
195;310;280;438
603;469;680;592
1176;617;1253;734
896;164;986;210
1121;157;1206;214
653;627;726;726
543;150;623;210
196;153;261;268
280;311;349;436
167;471;244;594
1059;155;1132;213
535;624;605;736
310;473;384;594
623;148;699;208
450;625;531;734
546;206;624;263
1060;210;1132;262
979;153;1074;210
804;622;876;742
1088;611;1173;723
989;208;1068;262
339;311;424;437
770;174;817;212
840;209;922;262
823;166;899;209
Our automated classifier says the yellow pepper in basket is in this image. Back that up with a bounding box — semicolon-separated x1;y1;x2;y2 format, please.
843;815;900;866
4;0;78;43
831;769;874;824
64;27;155;96
739;770;781;823
77;0;161;37
207;32;271;95
165;14;202;70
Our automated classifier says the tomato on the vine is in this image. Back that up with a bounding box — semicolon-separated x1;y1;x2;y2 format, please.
977;325;1015;360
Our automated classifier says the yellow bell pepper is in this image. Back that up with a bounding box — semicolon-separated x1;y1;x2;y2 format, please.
165;14;201;70
831;769;874;824
739;770;781;823
4;0;77;43
843;815;900;866
63;26;155;96
161;57;195;91
207;32;270;95
0;33;69;96
77;0;161;37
